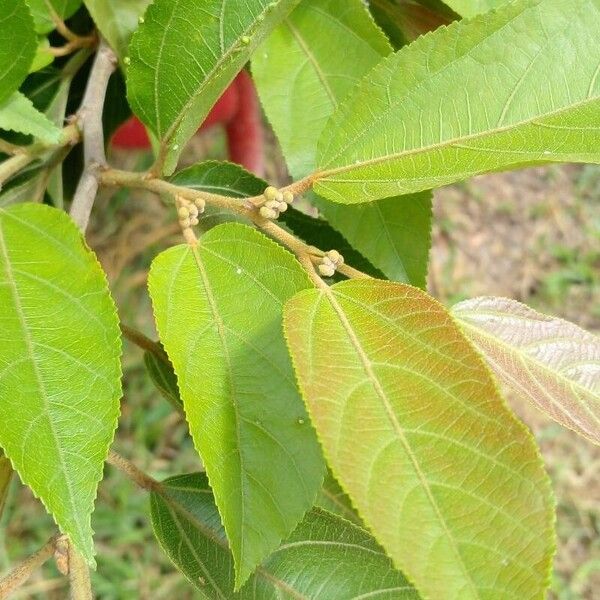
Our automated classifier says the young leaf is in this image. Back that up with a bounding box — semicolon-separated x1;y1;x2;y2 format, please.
0;452;12;518
313;0;600;204
252;0;432;285
148;223;324;587
0;0;37;104
83;0;150;59
284;280;555;600
369;0;459;47
27;0;82;34
0;204;122;563
316;470;361;526
127;0;301;174
151;472;419;598
453;296;600;445
0;92;63;144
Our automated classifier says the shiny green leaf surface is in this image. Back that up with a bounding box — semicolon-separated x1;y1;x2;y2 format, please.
148;223;324;586
314;0;600;203
27;0;82;34
0;0;36;105
0;204;122;563
151;472;418;598
284;279;555;599
127;0;300;173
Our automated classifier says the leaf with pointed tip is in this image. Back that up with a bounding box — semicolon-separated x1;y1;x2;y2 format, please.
27;0;82;34
0;203;122;564
150;472;419;598
127;0;301;174
148;223;324;587
370;0;459;48
316;470;361;525
83;0;150;58
313;0;600;204
0;92;63;144
253;0;432;285
453;296;600;445
0;0;37;105
284;279;555;600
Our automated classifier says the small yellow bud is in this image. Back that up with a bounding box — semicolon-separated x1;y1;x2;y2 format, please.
263;186;279;202
327;250;342;264
180;218;191;228
265;199;280;210
190;217;199;226
282;191;294;204
277;201;288;213
259;206;278;219
321;256;335;269
178;207;190;219
189;204;199;218
318;264;336;277
194;198;205;210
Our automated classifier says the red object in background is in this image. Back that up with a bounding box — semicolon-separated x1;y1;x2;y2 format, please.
111;71;264;175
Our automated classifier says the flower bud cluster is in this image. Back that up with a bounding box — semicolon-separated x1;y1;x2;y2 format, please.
177;196;205;230
318;250;344;277
258;186;294;220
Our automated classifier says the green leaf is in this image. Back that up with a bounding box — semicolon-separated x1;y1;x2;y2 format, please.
316;192;432;286
453;296;600;445
0;0;37;105
253;0;432;285
369;0;459;47
0;452;13;518
0;92;63;144
314;0;600;204
253;0;392;178
283;279;555;600
29;39;54;73
445;0;509;17
171;161;383;276
151;472;419;598
27;0;82;34
0;203;122;563
316;470;361;525
148;223;324;587
83;0;150;59
143;348;182;410
127;0;301;174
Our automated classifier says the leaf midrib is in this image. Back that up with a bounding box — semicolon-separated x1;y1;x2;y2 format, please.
0;218;85;550
321;286;480;598
316;94;599;181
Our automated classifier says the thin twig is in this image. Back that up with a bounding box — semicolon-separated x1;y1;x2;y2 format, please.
70;40;117;232
48;35;97;57
67;546;92;600
43;0;80;42
98;168;372;281
0;535;60;598
107;451;160;492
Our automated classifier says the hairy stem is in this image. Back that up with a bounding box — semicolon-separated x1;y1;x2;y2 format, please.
67;546;92;600
70;40;117;232
107;451;160;492
99;168;372;281
0;535;60;597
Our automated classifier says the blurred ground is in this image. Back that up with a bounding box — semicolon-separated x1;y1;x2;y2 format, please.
0;133;598;598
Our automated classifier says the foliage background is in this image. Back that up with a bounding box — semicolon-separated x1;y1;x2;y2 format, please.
1;131;599;598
